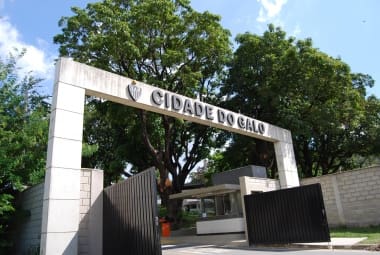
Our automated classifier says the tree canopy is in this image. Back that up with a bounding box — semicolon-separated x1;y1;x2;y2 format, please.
214;25;380;178
54;0;231;221
54;0;380;188
0;51;49;251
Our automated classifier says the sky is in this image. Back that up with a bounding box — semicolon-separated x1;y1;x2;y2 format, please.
0;0;379;97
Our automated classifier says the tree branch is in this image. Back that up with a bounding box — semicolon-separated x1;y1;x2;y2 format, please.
139;110;165;171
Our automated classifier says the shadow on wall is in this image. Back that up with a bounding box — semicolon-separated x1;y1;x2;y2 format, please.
60;233;78;255
54;181;103;255
12;169;104;255
11;183;44;255
76;188;103;255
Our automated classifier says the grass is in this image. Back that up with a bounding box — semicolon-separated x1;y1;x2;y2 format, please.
330;225;380;244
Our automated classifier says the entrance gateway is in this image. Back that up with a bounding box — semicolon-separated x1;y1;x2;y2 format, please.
41;58;299;254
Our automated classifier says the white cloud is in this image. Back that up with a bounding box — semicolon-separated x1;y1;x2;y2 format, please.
256;0;288;23
292;24;301;37
0;16;55;80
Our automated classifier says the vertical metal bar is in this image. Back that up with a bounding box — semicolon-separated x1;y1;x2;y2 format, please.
244;184;330;245
103;168;161;255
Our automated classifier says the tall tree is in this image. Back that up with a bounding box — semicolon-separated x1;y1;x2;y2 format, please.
218;25;379;178
54;0;231;221
0;51;49;251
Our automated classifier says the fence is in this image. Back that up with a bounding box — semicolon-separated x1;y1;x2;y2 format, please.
244;183;330;245
103;168;161;255
301;166;380;227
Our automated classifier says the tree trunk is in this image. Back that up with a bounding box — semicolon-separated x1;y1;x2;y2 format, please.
139;110;206;228
303;140;313;177
166;197;183;229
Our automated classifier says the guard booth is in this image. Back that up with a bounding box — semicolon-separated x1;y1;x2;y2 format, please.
170;165;267;234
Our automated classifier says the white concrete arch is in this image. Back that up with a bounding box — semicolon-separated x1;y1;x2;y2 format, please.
40;58;299;254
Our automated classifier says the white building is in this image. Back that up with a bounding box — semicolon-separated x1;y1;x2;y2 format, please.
170;165;281;235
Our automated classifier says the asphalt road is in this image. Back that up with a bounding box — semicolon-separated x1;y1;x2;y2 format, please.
162;244;380;255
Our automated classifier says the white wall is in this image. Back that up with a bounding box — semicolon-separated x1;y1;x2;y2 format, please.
15;183;44;254
16;169;103;255
196;217;245;234
78;169;104;255
239;167;380;228
239;177;280;196
301;166;380;227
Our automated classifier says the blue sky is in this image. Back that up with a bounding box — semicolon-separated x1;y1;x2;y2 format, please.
0;0;379;97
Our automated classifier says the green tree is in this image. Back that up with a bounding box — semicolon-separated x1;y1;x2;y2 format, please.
54;0;231;222
0;52;49;251
217;25;379;178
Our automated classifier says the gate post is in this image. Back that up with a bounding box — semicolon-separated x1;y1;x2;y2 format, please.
274;131;299;188
40;62;85;254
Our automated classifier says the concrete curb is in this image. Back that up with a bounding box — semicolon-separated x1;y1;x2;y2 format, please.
162;233;377;251
253;243;374;250
162;239;379;251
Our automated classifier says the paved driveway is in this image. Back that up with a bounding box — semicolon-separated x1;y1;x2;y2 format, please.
162;244;380;255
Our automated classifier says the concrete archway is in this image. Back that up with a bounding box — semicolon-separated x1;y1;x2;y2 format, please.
40;58;299;254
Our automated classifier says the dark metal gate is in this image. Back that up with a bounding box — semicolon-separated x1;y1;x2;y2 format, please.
244;183;330;245
103;167;162;255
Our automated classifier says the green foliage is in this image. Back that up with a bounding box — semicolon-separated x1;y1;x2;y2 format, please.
81;99;153;183
54;0;231;215
158;206;168;218
0;52;49;251
178;210;198;228
54;0;231;93
217;25;380;177
0;193;15;248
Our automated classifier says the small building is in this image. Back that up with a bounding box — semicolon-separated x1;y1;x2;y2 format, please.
170;165;277;235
